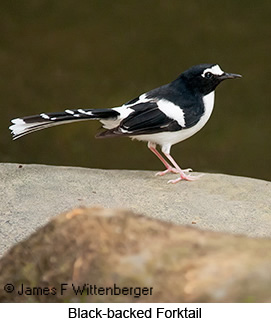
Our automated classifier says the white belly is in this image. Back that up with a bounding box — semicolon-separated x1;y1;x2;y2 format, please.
131;91;215;150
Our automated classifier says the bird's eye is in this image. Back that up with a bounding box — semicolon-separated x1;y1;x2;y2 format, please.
205;72;213;79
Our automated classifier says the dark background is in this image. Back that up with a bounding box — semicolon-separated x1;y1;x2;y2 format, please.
1;1;270;180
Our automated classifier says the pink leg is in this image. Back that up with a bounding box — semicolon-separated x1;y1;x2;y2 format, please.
164;152;203;183
148;142;179;176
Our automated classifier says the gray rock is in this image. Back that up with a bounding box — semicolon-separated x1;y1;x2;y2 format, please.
0;163;270;256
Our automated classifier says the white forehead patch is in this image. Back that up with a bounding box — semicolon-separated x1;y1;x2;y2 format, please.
202;65;224;77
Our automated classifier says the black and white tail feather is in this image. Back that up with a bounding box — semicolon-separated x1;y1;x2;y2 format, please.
9;108;122;140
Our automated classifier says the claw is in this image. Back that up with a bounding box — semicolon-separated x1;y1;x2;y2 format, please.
167;173;204;184
155;170;169;176
182;168;193;173
155;167;179;176
155;167;192;177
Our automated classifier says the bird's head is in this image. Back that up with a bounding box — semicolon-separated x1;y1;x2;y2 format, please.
180;64;242;95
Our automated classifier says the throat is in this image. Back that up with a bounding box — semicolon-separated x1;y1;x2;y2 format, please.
202;91;215;114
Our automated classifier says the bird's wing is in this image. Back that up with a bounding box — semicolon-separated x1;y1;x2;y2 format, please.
96;99;183;138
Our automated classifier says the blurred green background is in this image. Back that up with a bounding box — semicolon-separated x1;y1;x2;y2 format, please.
1;1;270;181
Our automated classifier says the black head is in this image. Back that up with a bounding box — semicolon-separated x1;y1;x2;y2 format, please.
179;64;242;95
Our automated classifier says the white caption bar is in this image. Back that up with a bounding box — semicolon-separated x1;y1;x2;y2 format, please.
1;303;270;322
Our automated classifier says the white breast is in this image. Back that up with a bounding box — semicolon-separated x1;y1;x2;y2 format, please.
202;91;215;116
132;91;215;153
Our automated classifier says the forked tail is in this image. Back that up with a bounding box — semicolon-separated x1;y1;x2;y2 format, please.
9;108;119;139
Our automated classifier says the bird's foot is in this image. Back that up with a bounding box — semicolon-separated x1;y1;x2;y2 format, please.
155;168;178;176
167;172;204;184
156;167;192;177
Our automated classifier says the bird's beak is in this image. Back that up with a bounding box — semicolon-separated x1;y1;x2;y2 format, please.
219;72;242;80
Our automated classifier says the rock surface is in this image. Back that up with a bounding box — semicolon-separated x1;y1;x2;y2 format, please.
0;207;271;303
0;164;271;255
0;163;271;256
